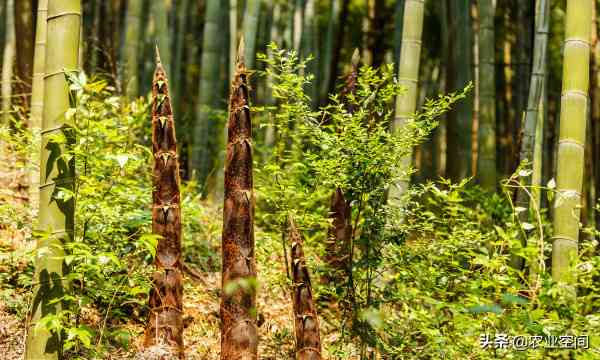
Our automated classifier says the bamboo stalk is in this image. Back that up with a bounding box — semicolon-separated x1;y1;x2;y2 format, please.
242;0;260;70
446;0;473;181
293;0;303;52
552;0;593;285
512;0;550;270
25;1;81;358
288;216;322;360
476;0;496;189
191;0;220;188
2;0;15;125
28;0;48;217
229;0;238;82
320;0;340;105
14;0;35;110
172;0;190;116
389;0;425;202
151;0;171;76
143;48;184;359
220;39;258;360
123;0;142;97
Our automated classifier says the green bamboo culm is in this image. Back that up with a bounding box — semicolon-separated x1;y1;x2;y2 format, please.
552;0;593;285
320;0;340;104
242;0;260;70
25;1;81;359
446;0;473;181
191;0;220;190
229;0;238;82
393;0;405;70
512;0;550;271
151;0;171;76
2;0;15;125
29;0;48;217
123;0;142;97
389;0;425;203
476;0;496;190
172;0;190;112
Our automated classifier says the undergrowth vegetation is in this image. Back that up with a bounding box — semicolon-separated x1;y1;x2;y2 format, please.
0;47;599;359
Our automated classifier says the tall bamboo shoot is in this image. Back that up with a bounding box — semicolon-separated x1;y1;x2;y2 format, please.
143;49;184;359
289;216;322;360
220;39;258;360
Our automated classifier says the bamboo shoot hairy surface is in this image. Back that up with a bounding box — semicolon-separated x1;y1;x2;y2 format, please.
552;0;593;285
220;40;258;360
143;49;185;359
289;216;322;360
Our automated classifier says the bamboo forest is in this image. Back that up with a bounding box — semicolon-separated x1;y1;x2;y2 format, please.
2;0;600;359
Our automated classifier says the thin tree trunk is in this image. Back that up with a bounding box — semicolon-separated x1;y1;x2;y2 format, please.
320;0;340;105
512;0;549;270
2;0;15;125
471;2;479;178
28;0;48;225
172;0;189;113
242;0;260;70
445;0;473;181
327;0;349;96
393;0;404;72
288;216;322;360
25;1;80;358
221;39;258;360
123;0;142;97
264;2;281;147
293;0;303;52
552;0;592;285
190;0;221;191
14;0;35;111
143;49;184;359
89;0;101;72
0;0;5;55
303;0;318;106
496;0;513;179
513;0;534;171
389;0;425;202
476;0;496;190
371;0;386;68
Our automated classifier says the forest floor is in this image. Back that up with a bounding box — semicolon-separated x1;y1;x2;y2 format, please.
0;141;344;359
0;272;298;360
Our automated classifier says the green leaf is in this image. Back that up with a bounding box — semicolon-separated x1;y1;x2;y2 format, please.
468;304;502;314
501;293;528;306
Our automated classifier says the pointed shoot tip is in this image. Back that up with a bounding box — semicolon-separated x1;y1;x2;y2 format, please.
351;49;361;66
155;45;162;64
237;36;246;65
